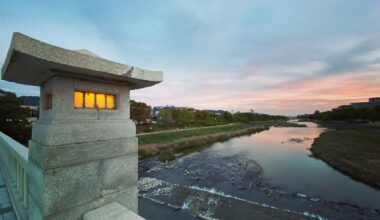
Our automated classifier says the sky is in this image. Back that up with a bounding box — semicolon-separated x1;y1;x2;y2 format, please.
0;0;379;115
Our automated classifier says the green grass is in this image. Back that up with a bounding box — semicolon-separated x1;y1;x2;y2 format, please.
152;121;229;131
311;127;380;188
136;121;231;133
139;123;251;145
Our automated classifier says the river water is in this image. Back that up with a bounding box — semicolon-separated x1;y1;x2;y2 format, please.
139;122;380;219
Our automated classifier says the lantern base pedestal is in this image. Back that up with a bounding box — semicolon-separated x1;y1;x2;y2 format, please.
27;137;138;220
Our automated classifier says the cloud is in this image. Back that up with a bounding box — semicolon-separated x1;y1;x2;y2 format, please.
1;1;380;115
318;36;380;75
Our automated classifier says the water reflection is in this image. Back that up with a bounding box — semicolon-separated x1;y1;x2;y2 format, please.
207;123;380;209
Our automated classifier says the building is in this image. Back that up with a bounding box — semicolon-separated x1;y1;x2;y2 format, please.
1;32;162;219
152;105;175;117
349;97;380;109
151;105;186;121
206;110;225;115
349;102;375;109
369;97;380;103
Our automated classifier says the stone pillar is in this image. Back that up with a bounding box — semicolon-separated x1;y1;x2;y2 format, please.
27;76;138;220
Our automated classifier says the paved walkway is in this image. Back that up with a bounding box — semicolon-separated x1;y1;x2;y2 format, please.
137;123;235;136
0;170;16;220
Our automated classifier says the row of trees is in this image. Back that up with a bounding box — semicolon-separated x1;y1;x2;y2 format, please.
1;92;287;142
158;108;219;126
130;99;287;128
231;111;286;122
157;108;286;127
309;107;380;122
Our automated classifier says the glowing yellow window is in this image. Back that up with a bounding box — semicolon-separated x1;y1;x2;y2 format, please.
74;91;115;109
74;92;84;108
106;95;115;109
84;92;95;108
96;94;106;109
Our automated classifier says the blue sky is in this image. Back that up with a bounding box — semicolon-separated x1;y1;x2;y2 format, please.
1;0;380;115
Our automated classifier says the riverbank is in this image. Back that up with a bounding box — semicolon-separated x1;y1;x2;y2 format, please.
138;121;299;159
139;122;380;219
137;123;236;137
311;122;380;188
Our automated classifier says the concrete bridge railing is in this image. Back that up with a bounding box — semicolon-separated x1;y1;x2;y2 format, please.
0;131;29;219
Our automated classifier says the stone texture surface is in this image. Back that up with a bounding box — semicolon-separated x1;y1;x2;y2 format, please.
114;185;138;213
100;154;138;194
28;131;139;219
29;137;137;169
0;33;153;219
45;186;137;220
32;120;136;146
28;102;139;218
83;202;144;220
28;160;102;216
39;77;131;121
2;32;163;88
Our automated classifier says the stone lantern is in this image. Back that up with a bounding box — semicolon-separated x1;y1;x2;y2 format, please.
1;33;162;219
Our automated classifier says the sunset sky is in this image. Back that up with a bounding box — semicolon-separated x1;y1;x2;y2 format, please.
1;0;380;115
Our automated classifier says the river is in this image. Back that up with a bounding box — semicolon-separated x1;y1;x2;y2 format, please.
138;122;380;219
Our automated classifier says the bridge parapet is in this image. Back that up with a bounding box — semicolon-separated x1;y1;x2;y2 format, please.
0;131;29;219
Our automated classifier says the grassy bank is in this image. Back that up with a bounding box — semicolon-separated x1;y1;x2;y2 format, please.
138;120;301;160
139;123;250;145
274;121;307;127
139;123;271;159
136;121;228;133
311;123;380;188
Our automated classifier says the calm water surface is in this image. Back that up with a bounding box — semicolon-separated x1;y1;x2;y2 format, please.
206;122;380;209
140;122;380;219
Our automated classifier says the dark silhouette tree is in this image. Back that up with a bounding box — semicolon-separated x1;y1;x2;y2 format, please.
0;90;31;145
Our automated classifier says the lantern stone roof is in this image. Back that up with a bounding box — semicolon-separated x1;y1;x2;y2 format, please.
1;32;163;89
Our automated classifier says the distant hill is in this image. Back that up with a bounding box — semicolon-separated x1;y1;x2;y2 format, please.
19;96;39;106
0;89;40;105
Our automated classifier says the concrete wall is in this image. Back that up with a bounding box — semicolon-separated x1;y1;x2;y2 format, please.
28;76;138;220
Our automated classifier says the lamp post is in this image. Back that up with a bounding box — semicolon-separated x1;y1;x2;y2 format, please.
1;33;163;220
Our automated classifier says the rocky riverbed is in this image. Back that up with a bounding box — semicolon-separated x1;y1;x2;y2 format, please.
139;177;315;220
138;123;380;219
139;152;380;219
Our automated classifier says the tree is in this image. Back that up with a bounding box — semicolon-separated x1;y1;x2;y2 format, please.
309;106;380;122
157;108;195;127
194;110;213;122
0;90;31;145
221;111;233;122
130;100;152;124
157;108;174;126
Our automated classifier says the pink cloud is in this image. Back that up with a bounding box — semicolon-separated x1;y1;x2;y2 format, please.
132;67;380;115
